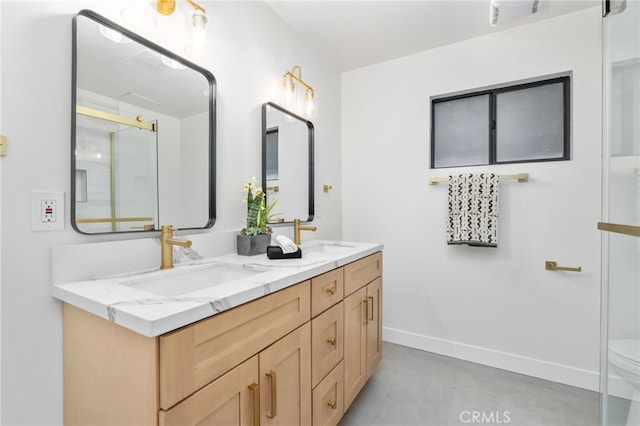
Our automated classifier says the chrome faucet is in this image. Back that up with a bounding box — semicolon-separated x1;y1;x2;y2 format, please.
293;218;317;245
160;225;192;270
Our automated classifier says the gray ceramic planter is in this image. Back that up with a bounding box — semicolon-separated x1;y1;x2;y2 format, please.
236;233;271;256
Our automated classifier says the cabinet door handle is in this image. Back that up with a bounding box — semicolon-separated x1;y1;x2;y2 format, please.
326;286;336;295
368;296;374;321
327;400;337;410
266;370;277;419
248;383;260;426
362;300;368;323
327;337;336;346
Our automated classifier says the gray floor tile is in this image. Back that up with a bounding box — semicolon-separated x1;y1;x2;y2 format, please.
340;342;600;426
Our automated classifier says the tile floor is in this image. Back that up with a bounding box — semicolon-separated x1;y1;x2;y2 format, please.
340;342;601;426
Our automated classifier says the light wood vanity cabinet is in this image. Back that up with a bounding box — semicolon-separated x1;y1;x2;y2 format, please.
343;253;383;411
63;251;382;426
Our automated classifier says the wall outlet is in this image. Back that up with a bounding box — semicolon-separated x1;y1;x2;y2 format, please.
31;191;65;231
41;200;57;222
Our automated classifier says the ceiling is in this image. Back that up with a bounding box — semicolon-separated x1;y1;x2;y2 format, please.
265;0;601;71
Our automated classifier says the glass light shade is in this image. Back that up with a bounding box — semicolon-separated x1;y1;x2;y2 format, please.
185;10;208;59
121;0;157;30
283;74;295;107
305;88;316;119
192;9;208;30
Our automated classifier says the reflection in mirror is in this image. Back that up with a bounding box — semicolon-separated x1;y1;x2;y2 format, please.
72;10;216;234
261;102;314;224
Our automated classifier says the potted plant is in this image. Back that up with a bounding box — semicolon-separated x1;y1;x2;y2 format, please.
237;177;279;255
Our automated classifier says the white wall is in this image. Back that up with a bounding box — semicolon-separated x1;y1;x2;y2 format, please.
0;1;341;424
342;7;603;390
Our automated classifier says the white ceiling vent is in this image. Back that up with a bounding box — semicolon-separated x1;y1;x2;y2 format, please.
490;0;540;27
126;49;166;74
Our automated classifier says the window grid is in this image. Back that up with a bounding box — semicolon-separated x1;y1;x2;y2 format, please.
430;76;570;169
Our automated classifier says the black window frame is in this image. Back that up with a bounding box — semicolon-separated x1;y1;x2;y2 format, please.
430;75;571;169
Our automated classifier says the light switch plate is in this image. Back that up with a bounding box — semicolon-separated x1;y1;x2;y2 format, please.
31;191;65;231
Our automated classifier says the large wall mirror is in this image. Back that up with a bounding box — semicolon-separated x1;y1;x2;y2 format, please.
261;102;314;224
72;9;216;234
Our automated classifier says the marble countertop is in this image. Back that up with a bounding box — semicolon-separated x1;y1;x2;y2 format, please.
52;240;382;337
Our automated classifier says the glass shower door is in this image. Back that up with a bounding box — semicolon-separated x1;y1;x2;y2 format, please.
112;125;159;232
600;1;640;425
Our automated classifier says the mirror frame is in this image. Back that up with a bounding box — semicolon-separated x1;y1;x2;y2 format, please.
71;9;217;235
261;102;314;224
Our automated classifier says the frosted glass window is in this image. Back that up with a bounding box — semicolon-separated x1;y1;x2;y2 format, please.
265;128;279;180
611;62;639;156
433;94;490;168
431;76;569;168
496;82;566;162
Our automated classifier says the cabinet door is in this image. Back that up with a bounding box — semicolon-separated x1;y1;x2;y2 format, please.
343;286;367;410
260;323;312;426
159;356;260;426
366;277;382;376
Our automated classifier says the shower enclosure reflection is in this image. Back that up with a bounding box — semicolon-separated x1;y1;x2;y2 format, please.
75;108;158;233
600;1;640;425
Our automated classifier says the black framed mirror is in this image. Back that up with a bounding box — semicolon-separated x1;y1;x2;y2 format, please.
261;102;314;224
71;9;216;234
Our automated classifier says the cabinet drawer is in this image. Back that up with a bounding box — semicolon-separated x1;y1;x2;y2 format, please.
311;302;344;388
311;268;344;317
344;252;382;296
159;282;311;409
312;361;344;426
159;355;259;426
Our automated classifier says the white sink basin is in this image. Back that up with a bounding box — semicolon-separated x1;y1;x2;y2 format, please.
301;241;357;254
117;263;266;297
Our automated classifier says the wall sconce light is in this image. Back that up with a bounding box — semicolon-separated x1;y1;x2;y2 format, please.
121;0;208;58
156;0;208;35
283;65;317;119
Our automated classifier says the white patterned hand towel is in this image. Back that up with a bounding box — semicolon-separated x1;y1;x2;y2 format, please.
447;173;499;247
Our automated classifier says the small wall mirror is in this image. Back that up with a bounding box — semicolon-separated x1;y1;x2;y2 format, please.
72;10;216;234
261;102;314;224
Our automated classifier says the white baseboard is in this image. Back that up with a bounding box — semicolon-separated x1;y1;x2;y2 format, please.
383;326;604;393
